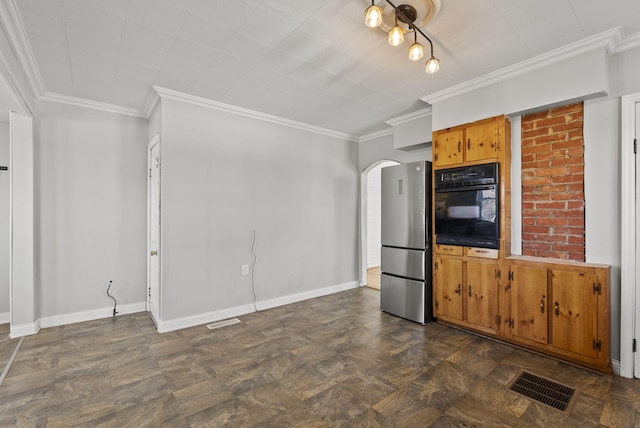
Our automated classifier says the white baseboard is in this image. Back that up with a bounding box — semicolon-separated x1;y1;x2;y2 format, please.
611;359;621;376
0;312;9;324
10;321;39;338
157;281;361;333
156;303;255;333
256;281;360;311
38;302;146;329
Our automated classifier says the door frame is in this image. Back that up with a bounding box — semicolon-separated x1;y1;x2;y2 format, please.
620;93;640;378
359;159;400;286
147;134;161;325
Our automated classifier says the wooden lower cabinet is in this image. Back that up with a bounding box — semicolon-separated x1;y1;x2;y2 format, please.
433;255;611;373
434;256;463;321
433;255;499;335
550;269;600;359
507;265;549;345
466;260;499;333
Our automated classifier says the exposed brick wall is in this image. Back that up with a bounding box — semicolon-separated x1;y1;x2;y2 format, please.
521;102;585;261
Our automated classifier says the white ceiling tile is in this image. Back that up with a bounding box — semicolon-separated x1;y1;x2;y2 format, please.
160;54;207;82
116;58;159;82
239;6;297;48
118;42;166;70
221;32;272;64
20;10;67;44
276;30;330;63
61;0;126;39
189;0;261;25
167;38;219;67
17;0;65;19
570;0;640;35
123;0;189;34
259;48;305;76
40;69;74;94
27;34;71;74
178;14;236;50
122;20;177;53
258;0;324;24
69;52;117;80
66;23;121;57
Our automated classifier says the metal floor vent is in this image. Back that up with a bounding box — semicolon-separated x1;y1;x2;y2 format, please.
207;318;241;330
508;371;576;412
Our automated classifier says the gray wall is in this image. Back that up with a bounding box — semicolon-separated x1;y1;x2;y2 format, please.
359;133;432;172
0;122;8;316
35;100;148;319
159;98;359;321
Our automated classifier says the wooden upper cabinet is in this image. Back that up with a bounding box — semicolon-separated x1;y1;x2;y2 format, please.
434;256;463;321
433;117;503;168
433;129;464;167
510;265;548;344
466;260;499;332
550;270;599;358
466;121;498;162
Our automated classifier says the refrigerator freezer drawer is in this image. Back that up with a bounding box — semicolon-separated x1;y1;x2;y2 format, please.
380;274;426;324
381;246;425;280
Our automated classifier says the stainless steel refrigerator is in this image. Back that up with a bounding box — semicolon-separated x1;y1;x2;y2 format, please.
380;160;432;324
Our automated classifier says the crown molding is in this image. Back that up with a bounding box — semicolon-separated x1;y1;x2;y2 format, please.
142;86;160;117
0;0;44;97
151;86;358;142
40;92;147;118
358;127;394;142
384;107;432;127
614;31;640;53
422;27;623;105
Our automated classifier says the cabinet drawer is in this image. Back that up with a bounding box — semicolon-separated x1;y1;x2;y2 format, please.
466;247;498;259
436;244;463;256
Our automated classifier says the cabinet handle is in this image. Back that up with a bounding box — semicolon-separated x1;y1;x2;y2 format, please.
468;285;472;298
458;141;461;152
540;298;545;314
476;250;488;254
455;284;461;295
467;139;471;150
554;301;559;317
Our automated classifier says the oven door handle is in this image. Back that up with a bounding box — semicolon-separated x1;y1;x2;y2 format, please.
435;185;496;193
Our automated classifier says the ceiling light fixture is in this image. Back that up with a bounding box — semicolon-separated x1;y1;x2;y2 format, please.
364;0;440;74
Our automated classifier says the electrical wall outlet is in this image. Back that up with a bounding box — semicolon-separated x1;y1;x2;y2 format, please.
241;264;249;276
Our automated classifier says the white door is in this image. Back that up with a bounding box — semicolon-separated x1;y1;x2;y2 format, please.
147;136;161;325
635;103;640;378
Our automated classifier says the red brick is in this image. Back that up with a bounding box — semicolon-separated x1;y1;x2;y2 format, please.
537;167;568;177
536;201;566;210
538;217;568;226
550;157;582;167
550;193;580;201
568;219;585;227
567;253;586;262
522;154;535;163
568;165;584;175
552;174;584;184
522;128;551;139
567;235;585;245
567;183;584;193
522;143;551;155
535;116;567;128
522;178;551;186
551;139;583;150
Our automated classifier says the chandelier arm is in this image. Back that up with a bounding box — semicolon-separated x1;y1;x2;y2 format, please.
384;0;435;57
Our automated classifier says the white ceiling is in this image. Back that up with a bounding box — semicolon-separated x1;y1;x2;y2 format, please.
12;0;640;135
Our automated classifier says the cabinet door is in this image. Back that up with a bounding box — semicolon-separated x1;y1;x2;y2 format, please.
550;270;598;358
511;265;548;344
466;260;499;331
434;256;463;320
465;121;497;162
434;129;464;167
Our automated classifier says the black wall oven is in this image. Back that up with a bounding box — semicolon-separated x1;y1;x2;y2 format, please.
434;162;499;249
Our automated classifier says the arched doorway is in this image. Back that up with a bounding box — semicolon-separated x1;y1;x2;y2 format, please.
360;159;400;288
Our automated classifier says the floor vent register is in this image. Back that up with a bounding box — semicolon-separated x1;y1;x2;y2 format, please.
508;371;576;412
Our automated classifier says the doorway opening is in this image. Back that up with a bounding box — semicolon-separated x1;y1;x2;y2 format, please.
360;160;400;289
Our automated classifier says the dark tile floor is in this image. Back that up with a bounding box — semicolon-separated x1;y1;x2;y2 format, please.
0;287;639;427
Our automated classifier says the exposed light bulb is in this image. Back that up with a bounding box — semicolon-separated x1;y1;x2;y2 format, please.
388;26;405;47
364;3;383;28
425;56;440;74
408;42;424;61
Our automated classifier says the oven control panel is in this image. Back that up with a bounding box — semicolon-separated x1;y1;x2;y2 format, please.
435;162;499;189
